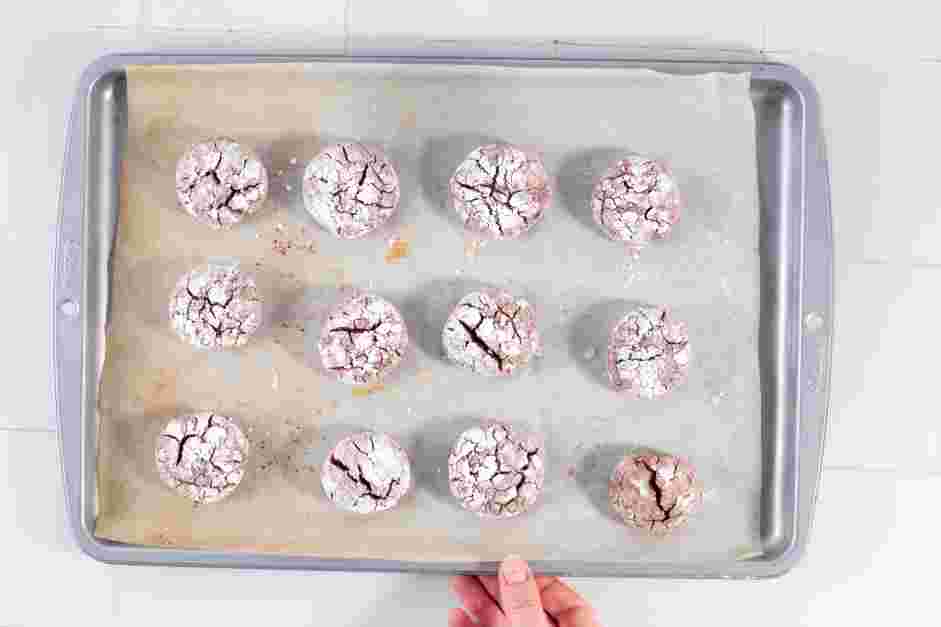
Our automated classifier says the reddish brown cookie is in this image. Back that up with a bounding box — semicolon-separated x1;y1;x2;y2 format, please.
609;453;701;535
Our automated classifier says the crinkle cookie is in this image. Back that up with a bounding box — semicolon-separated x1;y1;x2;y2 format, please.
607;306;690;399
450;144;551;239
303;142;400;239
448;422;545;518
591;156;681;244
442;289;540;377
169;264;263;350
175;137;268;229
321;431;412;514
318;293;409;385
155;412;249;504
609;453;701;535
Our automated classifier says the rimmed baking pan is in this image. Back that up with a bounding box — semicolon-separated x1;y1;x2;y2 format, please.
53;52;831;578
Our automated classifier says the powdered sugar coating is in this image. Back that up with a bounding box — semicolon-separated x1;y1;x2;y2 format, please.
155;412;249;504
442;289;541;377
318;293;409;385
450;144;551;239
321;431;412;514
302;143;400;239
609;453;701;535
175;137;268;229
591;156;681;244
169;264;263;350
607;306;691;399
448;422;545;518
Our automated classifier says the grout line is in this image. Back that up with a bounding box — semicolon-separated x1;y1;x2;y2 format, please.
854;258;941;269
144;25;344;35
769;48;941;62
89;25;139;32
823;465;941;478
0;426;56;434
551;40;760;55
344;0;353;56
763;48;827;56
762;49;808;56
137;0;152;33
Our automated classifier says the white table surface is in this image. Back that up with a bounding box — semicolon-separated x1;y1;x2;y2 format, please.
4;1;940;625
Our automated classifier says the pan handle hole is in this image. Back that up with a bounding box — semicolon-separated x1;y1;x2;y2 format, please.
59;299;79;318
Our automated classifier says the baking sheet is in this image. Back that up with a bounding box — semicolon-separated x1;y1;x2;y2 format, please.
95;63;761;564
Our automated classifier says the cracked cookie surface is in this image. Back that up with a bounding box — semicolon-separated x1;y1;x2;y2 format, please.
318;293;409;385
155;412;249;504
591;156;681;244
442;289;540;377
321;431;412;514
607;306;690;399
450;144;551;239
169;264;263;350
609;454;701;535
448;422;545;518
175;137;268;229
303;142;400;239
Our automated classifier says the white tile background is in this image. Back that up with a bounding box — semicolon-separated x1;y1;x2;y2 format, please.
4;1;939;625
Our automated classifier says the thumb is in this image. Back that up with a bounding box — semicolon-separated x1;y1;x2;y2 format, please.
498;555;545;626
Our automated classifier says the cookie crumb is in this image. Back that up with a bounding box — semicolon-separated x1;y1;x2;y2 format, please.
272;239;292;255
352;382;385;397
384;236;411;263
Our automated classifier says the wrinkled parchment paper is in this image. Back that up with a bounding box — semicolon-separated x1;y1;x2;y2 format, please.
96;63;761;565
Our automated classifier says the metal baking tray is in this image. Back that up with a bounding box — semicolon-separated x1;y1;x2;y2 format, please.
53;52;832;578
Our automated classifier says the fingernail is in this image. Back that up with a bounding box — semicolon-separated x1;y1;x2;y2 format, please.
501;555;530;584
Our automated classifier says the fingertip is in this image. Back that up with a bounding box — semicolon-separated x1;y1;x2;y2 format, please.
450;573;506;625
477;574;500;599
500;554;531;584
498;554;545;623
542;579;594;625
447;607;475;627
452;574;487;599
556;605;601;627
535;575;560;591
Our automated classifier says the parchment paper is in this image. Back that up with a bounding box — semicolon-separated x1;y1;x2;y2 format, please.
96;63;761;565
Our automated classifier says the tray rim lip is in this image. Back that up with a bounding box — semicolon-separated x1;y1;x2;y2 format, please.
54;51;832;579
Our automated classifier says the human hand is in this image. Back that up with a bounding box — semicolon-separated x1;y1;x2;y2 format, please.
449;555;601;627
